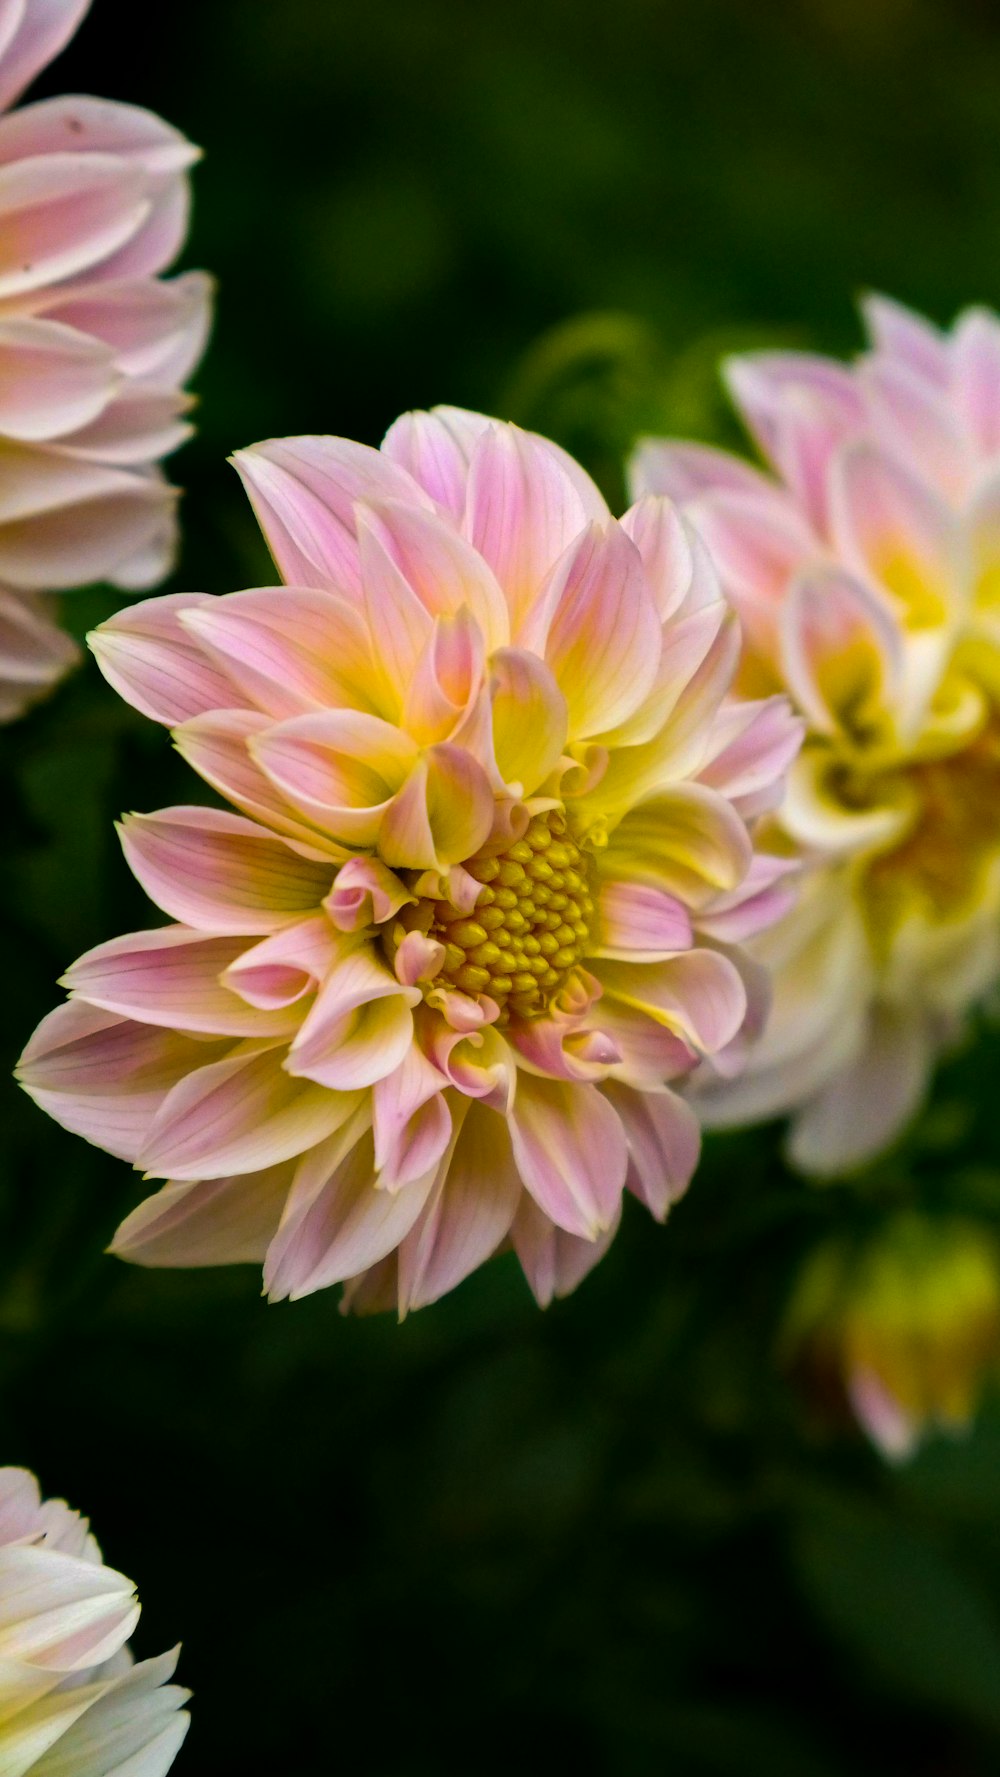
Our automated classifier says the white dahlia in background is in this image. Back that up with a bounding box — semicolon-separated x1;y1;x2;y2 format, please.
0;1466;189;1776
633;296;1000;1174
0;0;211;722
18;408;801;1314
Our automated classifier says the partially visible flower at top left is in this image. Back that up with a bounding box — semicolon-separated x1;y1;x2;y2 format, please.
18;407;801;1315
0;0;212;722
0;1465;190;1776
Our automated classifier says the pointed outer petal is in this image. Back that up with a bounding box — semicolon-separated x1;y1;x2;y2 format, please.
508;1071;627;1239
597;948;748;1057
0;1467;43;1545
953;307;1000;457
0;1545;137;1670
392;930;444;988
0;2;91;112
0;91;197;173
372;1042;450;1188
780;743;916;856
786;1005;932;1177
380;406;480;518
250;710;417;846
620;494;694;620
264;1118;433;1302
630;435;786;506
595;879;693;961
358;497;509;654
509;1017;621;1083
518;522;661;741
324;856;412;933
173;710;346;857
487;646;568;796
860;292;950;387
232;435;431;596
0;318;118;441
401;606;486;745
220;914;338;1010
119;807;333;934
698;695;803;817
40;269;213;383
49;382;192;467
61;925;301;1037
591;995;697;1087
601;781;752;910
846;1367;919;1462
464;421;609;635
0;587;78;717
111;1161;294;1269
724;351;865;468
510;1189;620;1307
286;942;418;1091
378;743;495;872
88;592;235;724
397;1101;522;1311
422;1021;515;1107
179;585;379;720
137;1042;357;1181
16;1002;230;1161
687;489;815;628
828;441;959;626
0;152;153;300
694;852;800;944
860;358;971;502
88;170;191;282
601;1079;700;1219
778;564;902;737
28;1649;191;1777
351;507;433;714
0;450;176;590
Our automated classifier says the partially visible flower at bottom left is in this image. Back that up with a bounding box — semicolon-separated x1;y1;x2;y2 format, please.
0;1466;189;1777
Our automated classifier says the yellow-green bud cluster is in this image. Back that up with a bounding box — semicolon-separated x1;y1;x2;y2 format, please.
425;811;594;1023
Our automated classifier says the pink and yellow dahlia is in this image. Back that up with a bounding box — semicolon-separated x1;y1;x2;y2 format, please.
18;409;800;1312
0;1466;189;1776
633;296;1000;1175
0;0;211;721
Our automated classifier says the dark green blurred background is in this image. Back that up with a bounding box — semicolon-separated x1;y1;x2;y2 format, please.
7;1;1000;1771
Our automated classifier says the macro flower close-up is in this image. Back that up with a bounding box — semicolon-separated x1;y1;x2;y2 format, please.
0;1466;189;1777
633;298;1000;1174
16;408;801;1312
0;0;210;723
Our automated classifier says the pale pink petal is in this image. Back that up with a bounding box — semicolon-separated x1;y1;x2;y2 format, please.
464;420;609;633
174;709;348;856
380;404;485;518
0;317;118;440
510;1192;620;1307
698;694;803;814
860;358;970;502
324;855;412;933
87;592;238;724
0;1544;138;1669
16;1001;229;1161
0;585;77;718
49;382;192;466
358;496;509;652
119;806;333;933
687;489;815;649
179;585;378;720
620;493;694;619
847;1369;919;1462
487;645;568;796
61;924;300;1036
372;1043;450;1188
952;306;1000;458
604;781;752;907
0;153;151;298
232;435;430;596
39;270;213;383
0;447;177;589
508;1071;627;1239
860;292;949;387
401;606;485;745
138;1042;356;1180
596;879;693;960
829;440;958;624
111;1162;294;1268
593;996;697;1086
629;436;783;505
378;743;494;871
509;1016;621;1083
250;709;417;847
221;914;337;1009
397;1102;520;1311
601;1079;700;1219
694;852;799;943
596;948;747;1056
0;1;91;112
287;942;418;1090
787;1005;932;1177
522;521;661;740
264;1118;434;1301
779;564;900;737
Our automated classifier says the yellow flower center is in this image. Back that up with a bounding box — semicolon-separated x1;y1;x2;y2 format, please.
418;810;595;1023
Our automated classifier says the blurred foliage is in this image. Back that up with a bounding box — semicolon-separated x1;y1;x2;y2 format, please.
5;0;1000;1772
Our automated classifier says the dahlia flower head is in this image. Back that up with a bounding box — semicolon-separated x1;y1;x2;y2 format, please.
0;0;211;722
18;408;800;1313
0;1467;189;1777
782;1214;1000;1460
633;295;1000;1175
